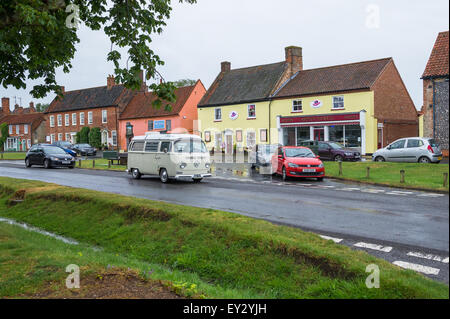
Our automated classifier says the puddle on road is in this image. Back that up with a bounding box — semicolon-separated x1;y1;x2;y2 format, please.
0;217;79;245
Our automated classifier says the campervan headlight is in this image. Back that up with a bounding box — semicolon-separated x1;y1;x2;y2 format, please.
205;163;211;169
180;163;187;169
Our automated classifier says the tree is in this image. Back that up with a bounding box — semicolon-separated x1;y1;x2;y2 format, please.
0;0;196;108
88;127;101;148
75;131;81;144
36;103;50;113
79;127;90;144
0;123;9;152
173;79;196;88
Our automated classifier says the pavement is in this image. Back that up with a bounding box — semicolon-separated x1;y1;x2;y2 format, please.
0;160;448;284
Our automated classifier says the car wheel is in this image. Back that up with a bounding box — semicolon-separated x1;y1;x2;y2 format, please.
193;178;203;183
159;168;169;183
132;168;141;179
317;177;324;182
418;156;431;164
69;166;75;169
25;158;32;168
334;155;344;162
282;167;288;181
44;159;51;169
375;156;385;162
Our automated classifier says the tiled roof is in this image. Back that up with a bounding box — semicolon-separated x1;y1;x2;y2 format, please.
0;113;45;128
274;58;392;98
198;62;287;107
119;84;196;120
46;85;135;113
422;31;449;78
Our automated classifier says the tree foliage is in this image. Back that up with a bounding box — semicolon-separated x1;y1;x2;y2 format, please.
88;127;101;148
35;103;50;113
79;126;90;144
0;0;196;106
173;79;196;88
0;123;9;151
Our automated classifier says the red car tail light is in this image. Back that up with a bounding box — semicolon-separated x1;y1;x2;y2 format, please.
427;145;434;153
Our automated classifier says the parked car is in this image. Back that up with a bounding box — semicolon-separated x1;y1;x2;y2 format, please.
73;144;97;156
315;141;361;161
25;144;75;169
272;146;325;181
254;144;279;167
297;140;319;156
372;137;443;163
52;141;77;157
127;132;212;183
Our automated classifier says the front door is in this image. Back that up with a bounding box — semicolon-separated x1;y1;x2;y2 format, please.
314;128;324;141
225;134;233;155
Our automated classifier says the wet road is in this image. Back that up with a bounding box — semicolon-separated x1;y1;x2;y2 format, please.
0;161;448;283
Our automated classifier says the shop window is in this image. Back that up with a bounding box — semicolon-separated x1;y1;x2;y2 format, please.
260;129;267;143
292;100;302;112
329;126;344;145
345;125;361;148
204;131;211;142
248;105;256;118
214;132;222;150
148;120;154;131
332;96;345;109
247;131;256;148
236;130;243;143
296;127;309;145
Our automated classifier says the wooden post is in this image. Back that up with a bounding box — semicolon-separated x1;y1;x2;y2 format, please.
444;173;448;188
92;160;95;168
400;170;405;183
338;161;343;176
108;160;111;169
1;152;3;160
366;167;370;179
78;159;81;167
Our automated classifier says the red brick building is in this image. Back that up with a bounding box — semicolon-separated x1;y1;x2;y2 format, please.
421;31;449;156
1;98;46;151
45;75;137;149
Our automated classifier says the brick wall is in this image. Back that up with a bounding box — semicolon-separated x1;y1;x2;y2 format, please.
46;106;120;148
422;78;434;138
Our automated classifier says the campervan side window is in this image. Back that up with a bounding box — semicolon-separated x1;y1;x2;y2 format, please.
131;141;145;152
145;141;159;152
160;141;172;152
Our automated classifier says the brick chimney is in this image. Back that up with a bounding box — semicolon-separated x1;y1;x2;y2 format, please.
14;104;24;114
139;70;148;92
107;75;115;90
285;46;303;77
221;61;231;72
29;102;36;113
1;97;10;115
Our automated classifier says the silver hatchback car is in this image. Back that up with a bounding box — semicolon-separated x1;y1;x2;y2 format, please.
372;137;443;163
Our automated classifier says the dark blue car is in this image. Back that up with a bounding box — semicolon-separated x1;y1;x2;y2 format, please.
51;141;77;157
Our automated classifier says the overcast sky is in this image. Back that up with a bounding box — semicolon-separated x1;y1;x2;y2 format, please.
1;0;448;110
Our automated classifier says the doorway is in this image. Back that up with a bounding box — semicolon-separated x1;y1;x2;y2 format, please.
314;127;324;141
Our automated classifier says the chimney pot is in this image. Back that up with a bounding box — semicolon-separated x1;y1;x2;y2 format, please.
221;61;231;72
285;46;303;76
107;75;115;89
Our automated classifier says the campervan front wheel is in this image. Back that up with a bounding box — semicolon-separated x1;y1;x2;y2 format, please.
159;168;169;183
132;168;141;179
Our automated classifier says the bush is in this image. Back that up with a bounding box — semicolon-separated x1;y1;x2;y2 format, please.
0;123;9;152
88;127;102;149
79;127;90;144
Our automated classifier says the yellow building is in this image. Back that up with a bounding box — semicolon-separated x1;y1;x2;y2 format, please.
198;46;418;155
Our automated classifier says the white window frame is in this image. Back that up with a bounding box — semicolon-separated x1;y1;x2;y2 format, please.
65;133;70;141
214;108;222;121
332;96;345;109
292;100;303;112
50;134;55;144
57;114;62;126
88;111;93;124
50;115;55;127
9;125;13;134
65;114;70;126
24;124;28;134
72;113;77;126
111;130;117;146
58;133;63;141
247;104;256;119
80;112;85;125
27;139;31;149
16;125;20;134
102;110;107;124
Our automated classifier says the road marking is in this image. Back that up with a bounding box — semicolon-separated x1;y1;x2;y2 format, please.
393;261;440;275
341;188;360;192
417;193;445;198
319;235;343;243
354;242;393;252
361;188;385;193
407;252;449;263
386;192;408;196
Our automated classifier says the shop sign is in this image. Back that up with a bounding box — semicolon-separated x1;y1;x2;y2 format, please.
310;100;323;108
229;111;239;120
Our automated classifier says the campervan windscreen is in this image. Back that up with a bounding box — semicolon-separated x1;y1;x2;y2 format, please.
174;138;207;153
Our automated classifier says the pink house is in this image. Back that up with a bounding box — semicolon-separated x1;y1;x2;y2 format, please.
119;80;206;151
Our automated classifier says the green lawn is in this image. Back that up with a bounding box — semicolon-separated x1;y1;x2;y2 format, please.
324;161;449;192
0;152;26;160
76;158;127;171
0;177;448;299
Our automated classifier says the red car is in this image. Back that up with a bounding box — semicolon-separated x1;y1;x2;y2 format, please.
272;146;325;181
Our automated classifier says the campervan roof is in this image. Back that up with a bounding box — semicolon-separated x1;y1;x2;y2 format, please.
132;132;202;141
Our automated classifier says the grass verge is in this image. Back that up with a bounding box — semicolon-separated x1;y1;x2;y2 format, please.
0;177;448;298
0;152;26;160
76;158;127;171
324;162;449;192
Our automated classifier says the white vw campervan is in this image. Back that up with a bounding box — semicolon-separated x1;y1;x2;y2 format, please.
127;133;212;183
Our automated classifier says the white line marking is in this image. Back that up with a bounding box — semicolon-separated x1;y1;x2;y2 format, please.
320;235;343;243
341;188;360;192
389;191;414;195
354;242;393;252
393;261;440;275
417;193;445;197
386;192;408;196
361;189;385;193
407;252;449;263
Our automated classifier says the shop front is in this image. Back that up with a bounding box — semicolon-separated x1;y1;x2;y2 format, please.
277;111;368;154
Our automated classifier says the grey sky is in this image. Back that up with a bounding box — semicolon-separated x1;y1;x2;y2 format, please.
1;0;448;110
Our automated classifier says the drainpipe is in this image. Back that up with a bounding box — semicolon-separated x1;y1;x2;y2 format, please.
432;78;436;139
268;99;273;144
